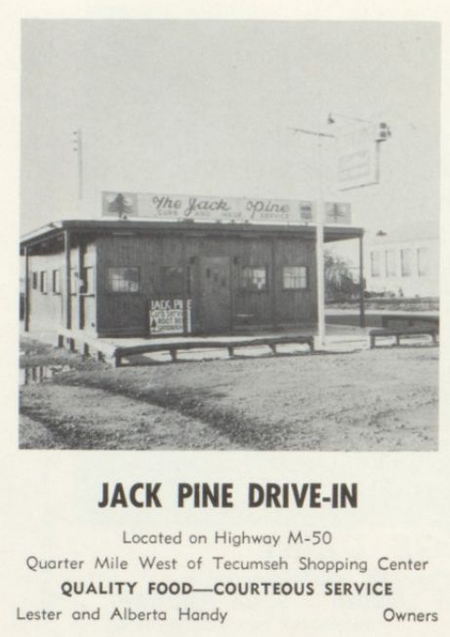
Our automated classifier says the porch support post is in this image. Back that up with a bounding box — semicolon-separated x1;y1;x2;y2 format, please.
359;233;366;328
64;230;72;329
181;232;188;336
270;236;278;329
77;240;83;329
24;246;30;331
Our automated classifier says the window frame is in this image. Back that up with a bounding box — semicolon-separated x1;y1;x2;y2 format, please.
40;271;48;294
52;269;61;295
239;265;268;292
370;251;381;278
385;249;396;277
417;247;429;277
400;248;413;277
282;265;309;290
106;266;140;294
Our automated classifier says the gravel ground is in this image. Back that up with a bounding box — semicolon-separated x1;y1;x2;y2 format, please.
19;337;438;451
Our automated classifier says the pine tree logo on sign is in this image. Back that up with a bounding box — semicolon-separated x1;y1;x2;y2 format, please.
102;192;138;218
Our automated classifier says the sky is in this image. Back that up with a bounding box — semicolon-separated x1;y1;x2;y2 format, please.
21;20;440;246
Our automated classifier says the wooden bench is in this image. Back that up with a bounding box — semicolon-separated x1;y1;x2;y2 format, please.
56;328;314;367
370;326;438;349
114;335;314;367
380;313;439;329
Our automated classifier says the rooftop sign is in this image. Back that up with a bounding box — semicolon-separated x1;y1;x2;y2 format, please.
102;192;352;226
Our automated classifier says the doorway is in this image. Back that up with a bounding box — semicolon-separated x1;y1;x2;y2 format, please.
199;257;232;333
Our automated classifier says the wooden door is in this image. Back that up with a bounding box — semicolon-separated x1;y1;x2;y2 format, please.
199;257;231;333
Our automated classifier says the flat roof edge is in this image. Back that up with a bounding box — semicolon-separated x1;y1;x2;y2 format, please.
20;218;364;246
20;220;65;244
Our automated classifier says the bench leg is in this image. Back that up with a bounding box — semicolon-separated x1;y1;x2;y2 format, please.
370;336;375;349
170;349;177;362
269;344;277;354
395;334;400;346
227;346;234;357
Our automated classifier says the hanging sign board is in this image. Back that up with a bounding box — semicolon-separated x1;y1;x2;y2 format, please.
335;122;380;191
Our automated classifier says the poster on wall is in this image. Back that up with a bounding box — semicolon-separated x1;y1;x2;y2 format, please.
150;299;192;334
6;8;449;637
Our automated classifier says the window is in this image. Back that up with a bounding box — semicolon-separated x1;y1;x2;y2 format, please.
401;249;413;277
52;269;61;294
107;267;140;293
370;251;381;277
32;272;38;290
161;266;184;296
240;266;267;291
417;247;429;276
40;271;48;294
283;266;308;289
385;250;396;277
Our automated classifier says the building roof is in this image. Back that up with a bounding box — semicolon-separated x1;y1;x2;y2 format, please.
20;218;364;253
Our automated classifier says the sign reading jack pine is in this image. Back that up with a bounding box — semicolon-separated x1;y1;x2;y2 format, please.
101;192;352;226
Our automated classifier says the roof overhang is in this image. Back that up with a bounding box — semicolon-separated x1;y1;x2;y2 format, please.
20;218;364;254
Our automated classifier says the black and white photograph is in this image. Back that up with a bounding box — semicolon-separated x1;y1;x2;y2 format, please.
19;19;440;451
4;5;450;635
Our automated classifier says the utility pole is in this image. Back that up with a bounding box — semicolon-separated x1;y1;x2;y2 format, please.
72;129;83;200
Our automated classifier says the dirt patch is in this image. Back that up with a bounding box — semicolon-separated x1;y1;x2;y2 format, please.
19;336;438;451
20;384;239;450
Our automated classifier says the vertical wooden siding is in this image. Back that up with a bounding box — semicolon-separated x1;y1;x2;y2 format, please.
96;231;317;336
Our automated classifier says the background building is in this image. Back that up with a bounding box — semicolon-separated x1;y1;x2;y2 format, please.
365;231;439;298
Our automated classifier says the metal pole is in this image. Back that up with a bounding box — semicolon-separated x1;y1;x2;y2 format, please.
290;123;332;348
64;230;72;329
24;246;30;332
359;233;366;328
316;136;326;347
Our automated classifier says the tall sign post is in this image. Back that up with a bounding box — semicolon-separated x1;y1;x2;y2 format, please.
290;126;334;347
316;134;326;347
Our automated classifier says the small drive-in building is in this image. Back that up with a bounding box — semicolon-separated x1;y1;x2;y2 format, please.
20;193;364;338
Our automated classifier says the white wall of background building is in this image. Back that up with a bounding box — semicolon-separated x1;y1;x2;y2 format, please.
365;235;439;298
